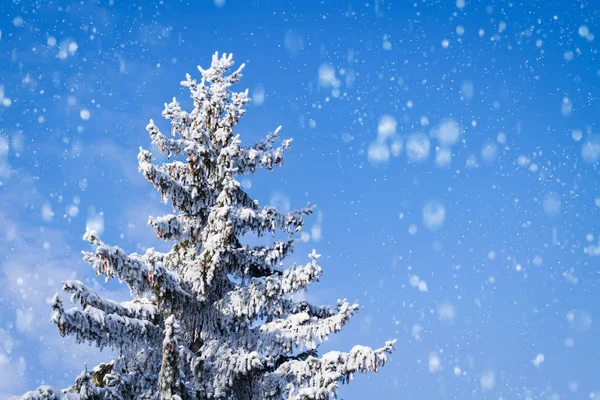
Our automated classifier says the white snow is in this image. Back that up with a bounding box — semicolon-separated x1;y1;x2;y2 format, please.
318;63;338;87
480;371;495;391
460;81;474;100
422;200;446;231
428;352;441;373
41;202;54;222
86;209;104;235
435;147;452;167
405;132;430;162
532;353;545;367
543;193;561;216
368;141;390;163
581;136;600;164
437;302;456;322
378;115;397;140
480;142;498;163
435;119;460;146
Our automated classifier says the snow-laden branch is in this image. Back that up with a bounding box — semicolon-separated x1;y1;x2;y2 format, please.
158;316;186;400
148;212;208;244
161;98;191;140
218;128;293;176
145;119;212;160
82;230;190;306
216;250;323;325
230;203;314;237
51;295;162;351
263;340;396;400
257;299;359;354
215;176;258;209
200;339;264;399
63;280;158;323
138;149;212;215
231;238;296;277
10;386;75;400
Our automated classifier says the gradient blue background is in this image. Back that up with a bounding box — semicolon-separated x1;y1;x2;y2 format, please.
1;0;599;398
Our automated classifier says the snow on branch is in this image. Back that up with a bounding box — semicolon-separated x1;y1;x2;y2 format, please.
179;52;248;144
148;213;189;242
230;203;314;237
231;238;296;277
159;159;208;189
63;280;158;323
51;295;162;351
161;98;191;139
197;52;244;86
73;364;106;399
258;299;359;354
145;119;213;160
82;230;190;306
221;88;250;131
148;213;207;244
158;316;187;400
216;250;323;325
264;340;396;400
138;149;211;215
200;339;264;398
224;127;294;175
9;386;77;400
215;176;258;209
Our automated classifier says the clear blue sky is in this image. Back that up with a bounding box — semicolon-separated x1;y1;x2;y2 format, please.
1;0;599;398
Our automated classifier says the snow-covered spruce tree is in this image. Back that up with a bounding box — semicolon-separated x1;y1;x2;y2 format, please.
16;52;395;400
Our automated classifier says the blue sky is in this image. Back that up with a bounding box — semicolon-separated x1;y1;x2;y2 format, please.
1;0;599;398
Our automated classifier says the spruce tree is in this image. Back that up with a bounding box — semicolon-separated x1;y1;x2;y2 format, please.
15;52;395;400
